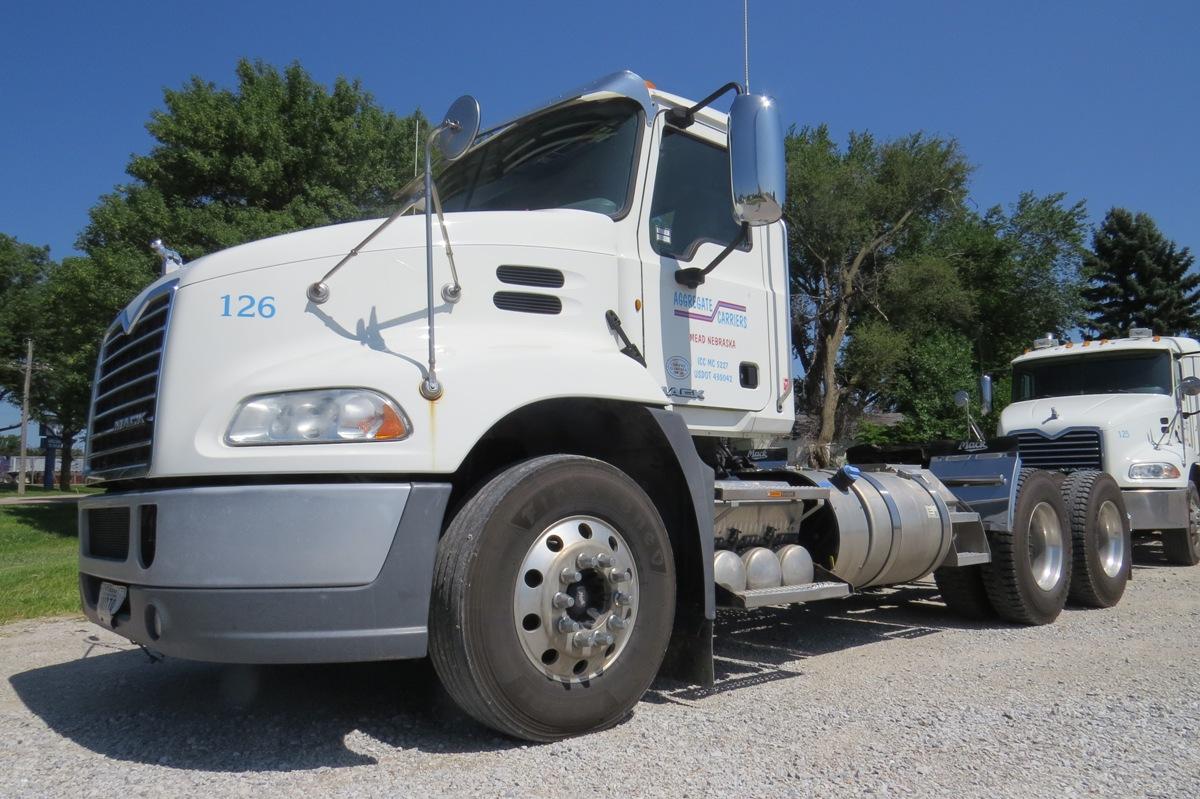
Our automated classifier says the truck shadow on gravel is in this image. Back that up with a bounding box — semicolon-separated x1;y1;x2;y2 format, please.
9;583;996;769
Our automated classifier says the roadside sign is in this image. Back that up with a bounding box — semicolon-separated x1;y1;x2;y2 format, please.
41;436;63;449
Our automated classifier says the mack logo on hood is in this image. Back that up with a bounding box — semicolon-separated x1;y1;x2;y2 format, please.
112;412;150;431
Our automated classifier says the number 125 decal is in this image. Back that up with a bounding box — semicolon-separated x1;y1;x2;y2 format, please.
220;294;276;318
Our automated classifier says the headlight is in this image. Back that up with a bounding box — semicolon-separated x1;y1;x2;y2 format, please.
226;389;410;445
1128;462;1182;480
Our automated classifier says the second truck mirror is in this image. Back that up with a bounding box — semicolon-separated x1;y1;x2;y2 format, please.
728;94;786;226
980;374;993;415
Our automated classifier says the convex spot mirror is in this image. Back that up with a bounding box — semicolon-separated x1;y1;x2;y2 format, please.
953;390;970;408
728;93;786;225
436;95;481;162
1179;376;1200;397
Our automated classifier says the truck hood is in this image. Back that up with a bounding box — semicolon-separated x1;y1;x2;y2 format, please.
1000;393;1174;435
172;209;620;288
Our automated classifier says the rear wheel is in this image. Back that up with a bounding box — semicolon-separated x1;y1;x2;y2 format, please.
1162;481;1200;566
429;455;675;741
1061;470;1130;607
933;565;993;620
982;469;1071;625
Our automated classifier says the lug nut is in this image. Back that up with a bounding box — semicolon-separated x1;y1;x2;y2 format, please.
576;553;599;569
613;591;633;607
552;592;575;609
560;568;582;584
608;614;627;630
571;630;616;649
557;616;582;633
607;568;631;584
595;553;613;568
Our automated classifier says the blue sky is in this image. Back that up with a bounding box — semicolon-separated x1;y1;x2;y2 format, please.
1;0;1197;431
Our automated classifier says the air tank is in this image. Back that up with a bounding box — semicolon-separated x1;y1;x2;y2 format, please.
774;544;815;586
797;467;953;589
740;547;782;590
713;549;747;593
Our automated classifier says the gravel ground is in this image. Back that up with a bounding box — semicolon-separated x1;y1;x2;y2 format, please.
2;539;1197;798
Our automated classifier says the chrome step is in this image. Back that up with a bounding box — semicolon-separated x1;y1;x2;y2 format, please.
725;580;851;609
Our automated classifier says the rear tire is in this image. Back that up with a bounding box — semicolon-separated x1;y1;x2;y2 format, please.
933;565;993;620
1162;481;1200;566
982;469;1071;625
429;455;675;741
1061;470;1130;607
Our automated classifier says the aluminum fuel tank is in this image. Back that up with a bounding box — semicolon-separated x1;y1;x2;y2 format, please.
797;468;953;589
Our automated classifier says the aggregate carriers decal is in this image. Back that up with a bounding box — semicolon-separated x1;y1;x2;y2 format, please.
672;291;748;328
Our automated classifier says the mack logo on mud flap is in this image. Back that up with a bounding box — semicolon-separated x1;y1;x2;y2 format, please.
663;386;704;401
112;411;150;431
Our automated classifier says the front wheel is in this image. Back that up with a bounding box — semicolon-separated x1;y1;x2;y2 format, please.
1162;481;1200;566
429;455;676;741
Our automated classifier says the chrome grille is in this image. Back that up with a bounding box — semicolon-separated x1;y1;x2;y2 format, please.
1013;429;1103;471
87;291;172;478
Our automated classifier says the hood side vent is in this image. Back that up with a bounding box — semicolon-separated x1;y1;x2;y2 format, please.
493;291;562;315
497;265;565;288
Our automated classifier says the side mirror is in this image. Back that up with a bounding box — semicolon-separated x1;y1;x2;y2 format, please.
953;390;970;408
728;93;786;225
1179;376;1200;397
980;374;993;415
434;95;481;161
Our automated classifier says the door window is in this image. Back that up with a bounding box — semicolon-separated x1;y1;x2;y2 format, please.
648;128;748;261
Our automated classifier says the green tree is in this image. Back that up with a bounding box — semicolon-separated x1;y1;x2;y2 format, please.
81;58;426;287
1082;208;1198;338
0;235;52;407
786;125;971;464
842;193;1087;444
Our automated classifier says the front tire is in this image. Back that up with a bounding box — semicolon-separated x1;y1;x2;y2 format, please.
429;455;675;741
982;469;1072;625
1061;470;1131;607
1162;481;1200;566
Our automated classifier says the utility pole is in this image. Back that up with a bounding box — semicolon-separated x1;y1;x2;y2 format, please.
17;338;32;496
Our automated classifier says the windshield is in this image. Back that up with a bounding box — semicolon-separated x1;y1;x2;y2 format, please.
1012;351;1173;401
437;99;641;218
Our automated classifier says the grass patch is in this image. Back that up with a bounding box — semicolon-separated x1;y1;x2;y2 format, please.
0;483;104;498
0;503;80;623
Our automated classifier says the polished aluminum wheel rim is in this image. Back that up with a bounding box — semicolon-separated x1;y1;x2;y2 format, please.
1096;500;1125;578
512;515;638;683
1029;501;1065;591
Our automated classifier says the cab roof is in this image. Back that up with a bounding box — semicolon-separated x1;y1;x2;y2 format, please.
1011;334;1200;365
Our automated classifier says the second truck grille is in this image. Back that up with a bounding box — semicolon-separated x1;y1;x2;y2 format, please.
1013;429;1103;471
87;292;172;478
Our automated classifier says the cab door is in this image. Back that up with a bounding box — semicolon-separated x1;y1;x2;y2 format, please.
1182;354;1200;456
637;116;773;412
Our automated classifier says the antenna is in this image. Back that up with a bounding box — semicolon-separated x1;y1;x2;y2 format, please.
743;0;750;92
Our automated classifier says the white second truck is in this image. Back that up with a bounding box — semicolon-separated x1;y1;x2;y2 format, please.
1000;331;1200;576
78;71;1152;741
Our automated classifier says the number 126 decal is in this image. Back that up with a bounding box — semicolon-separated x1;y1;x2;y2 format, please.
220;294;276;318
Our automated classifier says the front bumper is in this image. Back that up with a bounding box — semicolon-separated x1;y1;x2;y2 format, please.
78;482;450;663
1122;487;1189;532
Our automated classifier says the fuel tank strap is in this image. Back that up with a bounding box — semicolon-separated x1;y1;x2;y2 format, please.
855;471;903;587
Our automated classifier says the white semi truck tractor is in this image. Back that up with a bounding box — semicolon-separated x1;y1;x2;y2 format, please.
999;332;1200;583
79;72;1109;741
